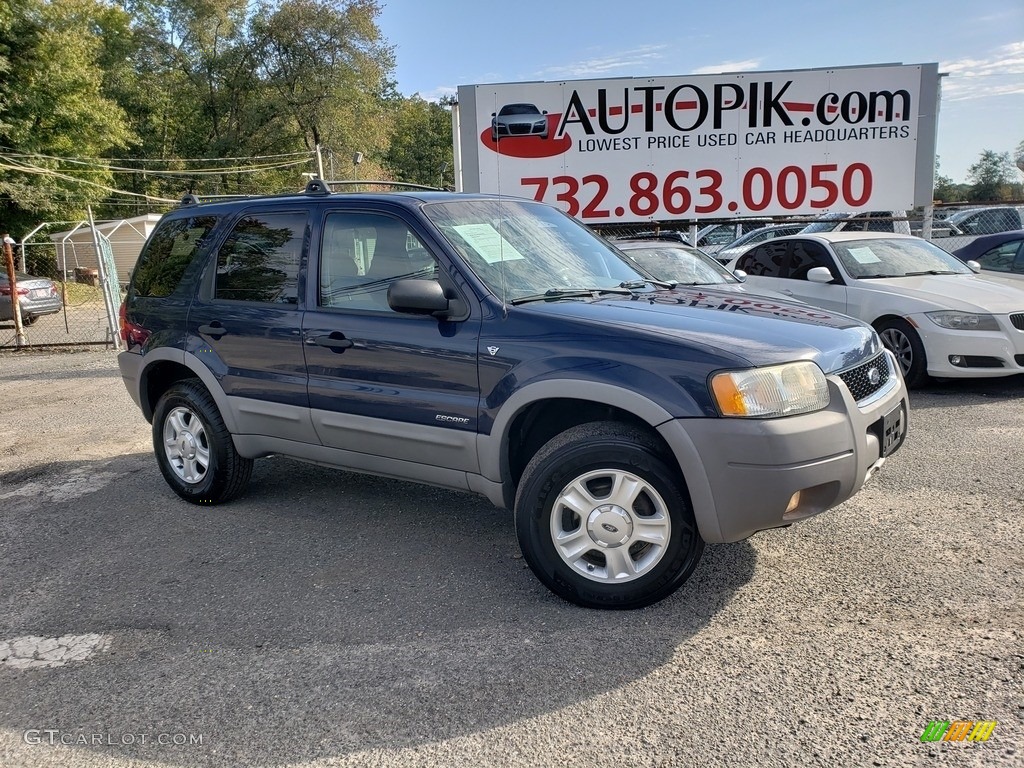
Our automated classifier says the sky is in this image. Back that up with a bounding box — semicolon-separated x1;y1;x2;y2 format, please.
377;0;1024;185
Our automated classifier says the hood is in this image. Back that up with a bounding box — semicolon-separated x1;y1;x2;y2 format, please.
516;286;880;374
864;273;1024;313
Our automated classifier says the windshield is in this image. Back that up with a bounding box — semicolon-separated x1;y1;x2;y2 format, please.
832;238;973;279
423;199;645;301
499;104;540;116
618;244;738;285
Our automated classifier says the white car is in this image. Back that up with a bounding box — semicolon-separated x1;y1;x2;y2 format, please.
728;232;1024;387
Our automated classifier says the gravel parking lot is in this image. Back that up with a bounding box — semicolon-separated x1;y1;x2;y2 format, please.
0;350;1021;767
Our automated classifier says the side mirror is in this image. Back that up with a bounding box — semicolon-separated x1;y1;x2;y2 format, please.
806;266;835;284
966;260;982;273
732;269;747;281
491;112;497;117
388;279;450;317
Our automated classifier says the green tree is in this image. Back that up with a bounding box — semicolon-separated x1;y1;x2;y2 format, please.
384;96;453;188
932;156;961;203
966;149;1014;202
0;0;134;234
1014;138;1024;177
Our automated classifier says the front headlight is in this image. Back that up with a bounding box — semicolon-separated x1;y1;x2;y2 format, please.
926;311;1000;331
710;361;830;418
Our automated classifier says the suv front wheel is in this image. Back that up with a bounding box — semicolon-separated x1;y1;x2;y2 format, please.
514;421;703;609
152;379;253;504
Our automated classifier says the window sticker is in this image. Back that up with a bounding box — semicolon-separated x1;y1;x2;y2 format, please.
848;247;881;265
453;223;526;263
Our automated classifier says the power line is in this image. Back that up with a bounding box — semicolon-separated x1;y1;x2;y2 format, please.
0;151;314;177
0;158;180;203
0;145;314;164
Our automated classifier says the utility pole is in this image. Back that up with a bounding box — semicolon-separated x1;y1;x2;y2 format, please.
315;144;325;179
3;233;27;347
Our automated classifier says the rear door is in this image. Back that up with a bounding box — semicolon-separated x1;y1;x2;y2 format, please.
302;206;482;475
187;207;316;442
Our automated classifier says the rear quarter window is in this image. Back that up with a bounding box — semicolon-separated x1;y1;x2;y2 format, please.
132;216;219;298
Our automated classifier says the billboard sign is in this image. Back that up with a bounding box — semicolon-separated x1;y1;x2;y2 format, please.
456;64;940;223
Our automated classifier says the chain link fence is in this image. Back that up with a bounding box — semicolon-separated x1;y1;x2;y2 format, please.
1;220;138;350
593;202;1024;262
5;200;1023;349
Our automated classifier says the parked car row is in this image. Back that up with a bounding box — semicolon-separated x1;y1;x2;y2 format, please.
605;226;1024;389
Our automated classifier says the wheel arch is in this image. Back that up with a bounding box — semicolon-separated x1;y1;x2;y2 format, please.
138;350;237;431
482;380;681;509
871;313;911;331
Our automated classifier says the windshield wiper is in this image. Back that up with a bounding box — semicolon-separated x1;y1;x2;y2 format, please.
619;278;676;290
855;274;899;279
509;286;635;305
903;270;960;276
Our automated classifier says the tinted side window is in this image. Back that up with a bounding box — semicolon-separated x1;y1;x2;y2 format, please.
787;240;832;280
319;213;436;312
977;240;1024;273
132;216;218;298
736;241;787;277
215;212;305;304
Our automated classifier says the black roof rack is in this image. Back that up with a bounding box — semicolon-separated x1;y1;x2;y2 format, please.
178;193;265;207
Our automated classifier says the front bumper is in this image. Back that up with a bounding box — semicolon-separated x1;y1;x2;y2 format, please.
658;351;908;543
913;314;1024;378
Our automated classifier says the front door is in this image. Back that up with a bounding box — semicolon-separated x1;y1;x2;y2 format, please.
302;209;482;475
775;239;849;315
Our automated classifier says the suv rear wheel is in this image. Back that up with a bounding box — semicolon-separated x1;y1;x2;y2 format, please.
152;379;253;504
514;421;703;609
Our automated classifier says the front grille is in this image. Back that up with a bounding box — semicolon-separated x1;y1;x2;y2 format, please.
1016;354;1024;366
1010;313;1024;331
508;124;531;135
838;352;891;402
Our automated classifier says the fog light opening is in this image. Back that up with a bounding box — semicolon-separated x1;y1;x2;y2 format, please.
784;491;802;515
949;355;965;367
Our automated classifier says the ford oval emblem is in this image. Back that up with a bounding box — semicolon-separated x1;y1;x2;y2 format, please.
867;367;880;386
601;523;619;533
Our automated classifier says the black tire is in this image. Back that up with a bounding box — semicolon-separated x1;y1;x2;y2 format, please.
514;421;704;609
21;314;36;326
151;378;253;504
876;318;928;388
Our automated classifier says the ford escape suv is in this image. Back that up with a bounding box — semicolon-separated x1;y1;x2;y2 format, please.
119;183;908;609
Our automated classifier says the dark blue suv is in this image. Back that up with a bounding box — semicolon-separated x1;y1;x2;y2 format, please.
119;184;908;608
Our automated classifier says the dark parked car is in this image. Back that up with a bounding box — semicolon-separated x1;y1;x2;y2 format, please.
118;185;907;609
953;231;1024;281
0;272;61;325
491;103;548;141
942;206;1023;237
